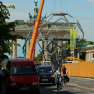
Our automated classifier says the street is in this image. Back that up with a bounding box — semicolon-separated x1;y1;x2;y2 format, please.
1;77;94;94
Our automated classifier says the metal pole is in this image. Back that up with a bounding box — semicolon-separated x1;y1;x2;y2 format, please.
73;24;74;62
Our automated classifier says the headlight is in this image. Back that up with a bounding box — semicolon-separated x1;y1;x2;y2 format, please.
11;83;17;86
32;82;37;85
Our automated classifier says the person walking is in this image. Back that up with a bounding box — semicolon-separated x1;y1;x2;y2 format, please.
61;65;68;87
52;65;55;72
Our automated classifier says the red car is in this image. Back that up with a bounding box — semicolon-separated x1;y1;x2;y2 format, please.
5;59;40;94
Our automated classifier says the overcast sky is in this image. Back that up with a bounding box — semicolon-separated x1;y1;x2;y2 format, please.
1;0;94;59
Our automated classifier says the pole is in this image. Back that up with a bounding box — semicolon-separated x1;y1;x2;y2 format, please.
73;24;74;62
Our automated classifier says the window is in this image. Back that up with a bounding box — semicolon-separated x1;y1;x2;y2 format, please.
10;65;37;75
37;67;52;73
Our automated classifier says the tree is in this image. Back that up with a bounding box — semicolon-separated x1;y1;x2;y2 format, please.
0;1;23;60
35;52;42;61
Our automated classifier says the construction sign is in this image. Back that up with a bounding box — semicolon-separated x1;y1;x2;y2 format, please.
70;29;78;49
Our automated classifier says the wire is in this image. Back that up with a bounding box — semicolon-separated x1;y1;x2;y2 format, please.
60;0;61;13
62;0;63;13
52;0;56;13
64;0;68;13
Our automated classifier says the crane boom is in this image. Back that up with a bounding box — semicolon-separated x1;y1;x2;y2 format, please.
26;0;45;59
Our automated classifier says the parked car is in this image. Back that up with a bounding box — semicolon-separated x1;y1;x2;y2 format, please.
37;66;55;85
5;58;40;94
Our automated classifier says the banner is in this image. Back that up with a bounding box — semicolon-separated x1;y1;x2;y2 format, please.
70;29;77;49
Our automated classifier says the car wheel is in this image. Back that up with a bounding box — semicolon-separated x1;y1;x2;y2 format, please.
36;90;40;94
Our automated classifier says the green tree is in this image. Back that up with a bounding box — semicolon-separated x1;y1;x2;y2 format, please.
35;52;42;61
0;1;23;59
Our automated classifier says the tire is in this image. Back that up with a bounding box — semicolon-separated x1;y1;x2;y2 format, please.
36;90;40;94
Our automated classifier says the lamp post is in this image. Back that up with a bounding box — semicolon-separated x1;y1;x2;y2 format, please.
73;24;75;62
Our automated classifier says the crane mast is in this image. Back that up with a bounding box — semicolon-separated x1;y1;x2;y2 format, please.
26;0;45;59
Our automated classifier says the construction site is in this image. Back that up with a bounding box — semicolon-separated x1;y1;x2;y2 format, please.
1;0;94;94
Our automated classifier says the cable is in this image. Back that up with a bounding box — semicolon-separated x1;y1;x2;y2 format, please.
64;0;68;13
52;0;56;13
62;0;63;13
60;0;61;13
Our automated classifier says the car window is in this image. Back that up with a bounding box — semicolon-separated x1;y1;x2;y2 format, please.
37;67;52;73
10;65;37;75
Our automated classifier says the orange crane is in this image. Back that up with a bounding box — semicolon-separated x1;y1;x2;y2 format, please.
25;0;45;61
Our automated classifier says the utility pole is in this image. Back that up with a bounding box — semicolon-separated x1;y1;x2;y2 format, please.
73;24;75;62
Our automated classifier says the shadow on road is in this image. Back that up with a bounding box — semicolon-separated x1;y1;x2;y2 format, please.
40;83;84;94
40;83;54;86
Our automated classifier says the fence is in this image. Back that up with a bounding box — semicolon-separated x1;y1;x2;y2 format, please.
63;61;94;78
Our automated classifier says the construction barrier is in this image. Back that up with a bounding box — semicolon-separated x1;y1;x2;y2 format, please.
63;61;94;78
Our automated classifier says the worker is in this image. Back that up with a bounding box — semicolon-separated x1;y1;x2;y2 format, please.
54;66;63;89
61;65;68;87
91;54;94;61
0;68;4;93
52;65;55;72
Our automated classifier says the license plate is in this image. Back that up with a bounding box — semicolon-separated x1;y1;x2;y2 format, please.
21;87;29;90
42;79;48;81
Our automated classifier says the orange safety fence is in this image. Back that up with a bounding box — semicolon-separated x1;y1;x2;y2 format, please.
62;61;94;78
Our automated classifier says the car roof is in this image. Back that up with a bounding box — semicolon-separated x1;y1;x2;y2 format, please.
37;66;51;68
7;58;34;66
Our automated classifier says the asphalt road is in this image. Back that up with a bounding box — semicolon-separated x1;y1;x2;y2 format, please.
40;77;94;94
1;77;94;94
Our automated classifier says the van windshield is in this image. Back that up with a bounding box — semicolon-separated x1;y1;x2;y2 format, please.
10;65;37;75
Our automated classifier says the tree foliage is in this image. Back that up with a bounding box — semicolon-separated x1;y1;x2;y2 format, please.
35;52;42;61
0;1;23;59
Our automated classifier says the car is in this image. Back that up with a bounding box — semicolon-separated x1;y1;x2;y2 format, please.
37;66;55;85
5;58;40;94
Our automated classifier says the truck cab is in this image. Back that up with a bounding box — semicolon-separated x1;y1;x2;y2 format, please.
5;58;40;94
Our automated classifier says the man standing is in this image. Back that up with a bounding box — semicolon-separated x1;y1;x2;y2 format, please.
0;67;3;93
52;65;55;72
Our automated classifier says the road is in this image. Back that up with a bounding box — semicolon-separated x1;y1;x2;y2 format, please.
1;77;94;94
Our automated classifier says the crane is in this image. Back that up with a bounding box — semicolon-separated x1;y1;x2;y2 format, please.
25;0;45;61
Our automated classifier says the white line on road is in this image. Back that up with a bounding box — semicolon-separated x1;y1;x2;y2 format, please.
75;81;80;82
85;82;91;84
73;88;80;91
69;83;78;85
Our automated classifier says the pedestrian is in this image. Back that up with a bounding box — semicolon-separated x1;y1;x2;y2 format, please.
52;65;55;72
61;65;68;87
0;67;3;93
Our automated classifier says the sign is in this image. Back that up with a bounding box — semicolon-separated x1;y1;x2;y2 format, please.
70;29;78;49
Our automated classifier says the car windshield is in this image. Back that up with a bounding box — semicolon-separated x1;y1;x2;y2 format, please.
37;67;52;73
10;65;37;75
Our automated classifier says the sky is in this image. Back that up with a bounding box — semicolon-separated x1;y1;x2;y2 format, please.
1;0;94;59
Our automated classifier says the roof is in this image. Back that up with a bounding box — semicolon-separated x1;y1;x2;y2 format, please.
8;58;33;62
38;66;51;68
81;45;94;48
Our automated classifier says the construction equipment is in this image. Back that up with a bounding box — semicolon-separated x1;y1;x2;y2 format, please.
25;0;44;62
